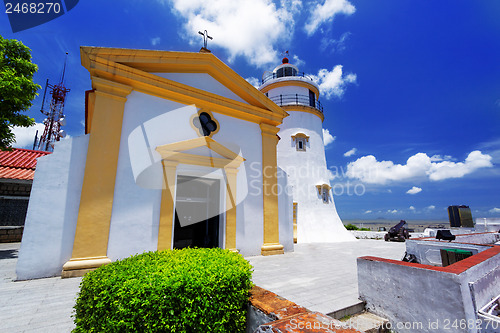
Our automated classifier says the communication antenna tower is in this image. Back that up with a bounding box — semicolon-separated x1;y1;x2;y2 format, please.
34;53;70;151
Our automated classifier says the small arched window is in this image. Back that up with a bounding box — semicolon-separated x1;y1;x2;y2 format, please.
291;133;309;152
316;184;332;204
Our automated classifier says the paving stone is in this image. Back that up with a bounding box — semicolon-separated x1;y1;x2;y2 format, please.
0;240;405;331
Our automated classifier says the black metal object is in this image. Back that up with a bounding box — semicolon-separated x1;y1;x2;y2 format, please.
436;229;456;241
268;94;323;112
402;251;419;263
384;220;410;242
198;30;213;49
192;112;217;137
448;205;474;228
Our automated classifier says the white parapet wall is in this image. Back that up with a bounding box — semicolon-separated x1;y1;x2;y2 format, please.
358;242;500;333
16;136;89;280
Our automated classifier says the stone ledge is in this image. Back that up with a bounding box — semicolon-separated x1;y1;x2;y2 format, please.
249;286;362;333
0;226;23;243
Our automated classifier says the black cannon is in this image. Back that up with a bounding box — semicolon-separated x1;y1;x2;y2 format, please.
384;220;410;242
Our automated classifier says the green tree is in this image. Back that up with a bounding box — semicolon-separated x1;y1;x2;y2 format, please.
0;35;40;150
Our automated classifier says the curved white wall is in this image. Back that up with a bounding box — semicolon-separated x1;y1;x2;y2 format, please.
264;74;355;243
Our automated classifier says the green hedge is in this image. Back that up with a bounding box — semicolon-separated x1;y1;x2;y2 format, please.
73;248;253;333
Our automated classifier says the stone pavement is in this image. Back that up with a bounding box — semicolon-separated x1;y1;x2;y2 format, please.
246;240;406;316
0;242;81;332
0;240;405;332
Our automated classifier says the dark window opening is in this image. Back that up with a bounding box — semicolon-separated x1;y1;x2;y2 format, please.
309;90;316;108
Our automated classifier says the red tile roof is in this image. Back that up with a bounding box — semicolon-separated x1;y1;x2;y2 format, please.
0;148;51;180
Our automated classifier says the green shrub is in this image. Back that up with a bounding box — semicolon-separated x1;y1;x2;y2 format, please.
73;248;253;333
345;224;359;230
359;228;371;231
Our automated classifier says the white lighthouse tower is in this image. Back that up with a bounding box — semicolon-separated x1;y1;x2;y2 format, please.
259;56;355;243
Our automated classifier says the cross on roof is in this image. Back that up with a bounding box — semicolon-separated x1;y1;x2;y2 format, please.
198;30;213;49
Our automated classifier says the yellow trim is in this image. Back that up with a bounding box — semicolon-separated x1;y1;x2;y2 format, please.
281;105;324;122
158;160;178;251
224;167;238;252
259;123;284;256
260;80;319;100
80;47;288;126
316;184;332;204
291;133;309;142
156;137;243;252
316;184;332;195
86;91;95;133
62;77;132;277
156;137;245;168
293;202;298;244
189;109;220;138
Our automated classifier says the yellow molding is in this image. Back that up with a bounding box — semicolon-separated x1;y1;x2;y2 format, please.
259;123;284;256
281;105;324;122
158;161;178;251
156;137;245;165
156;138;242;252
260;80;319;99
87;55;285;126
159;152;242;169
291;133;310;142
224;167;238;252
80;46;288;124
63;78;132;277
316;184;332;195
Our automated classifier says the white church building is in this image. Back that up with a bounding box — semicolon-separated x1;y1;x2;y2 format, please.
16;47;354;280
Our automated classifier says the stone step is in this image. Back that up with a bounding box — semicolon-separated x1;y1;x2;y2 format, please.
327;301;366;320
339;312;391;333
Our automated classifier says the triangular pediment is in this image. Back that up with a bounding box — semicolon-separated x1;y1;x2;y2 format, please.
156;137;244;169
80;47;288;125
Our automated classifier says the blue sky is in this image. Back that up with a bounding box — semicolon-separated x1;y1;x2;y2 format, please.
2;0;499;220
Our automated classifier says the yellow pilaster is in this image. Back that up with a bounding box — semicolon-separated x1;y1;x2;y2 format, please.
157;160;179;251
62;77;132;278
259;123;284;256
224;167;238;252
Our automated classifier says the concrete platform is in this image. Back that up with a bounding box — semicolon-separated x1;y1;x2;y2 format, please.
246;240;406;316
0;240;405;332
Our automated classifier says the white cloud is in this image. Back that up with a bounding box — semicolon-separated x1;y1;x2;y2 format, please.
344;148;357;157
151;37;161;46
167;0;302;67
388;209;398;214
292;55;305;68
305;0;355;35
409;206;416;211
364;210;372;214
311;65;357;99
346;151;493;184
322;128;336;146
245;77;260;88
427;205;436;210
406;186;422;195
320;31;351;53
430;154;454;162
11;123;46;149
429;151;493;181
489;207;500;213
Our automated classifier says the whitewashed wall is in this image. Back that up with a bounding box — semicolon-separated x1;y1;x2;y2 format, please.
107;72;285;259
16;136;88;280
277;110;355;243
358;246;500;333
